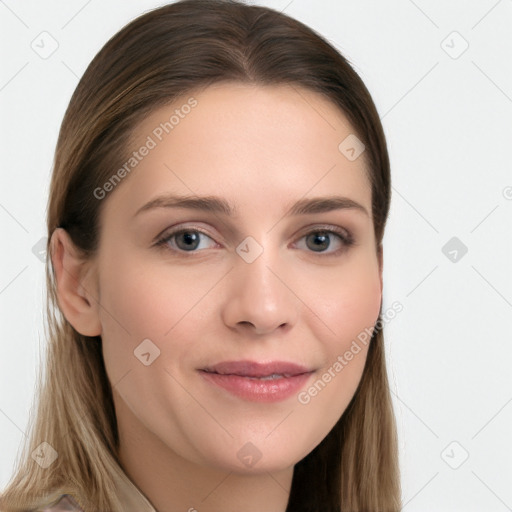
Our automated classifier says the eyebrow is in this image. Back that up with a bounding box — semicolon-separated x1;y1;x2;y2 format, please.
134;194;369;218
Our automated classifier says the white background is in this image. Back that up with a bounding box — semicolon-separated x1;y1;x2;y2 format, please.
1;1;511;510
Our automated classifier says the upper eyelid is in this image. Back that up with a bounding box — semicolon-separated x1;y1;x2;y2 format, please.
155;224;220;245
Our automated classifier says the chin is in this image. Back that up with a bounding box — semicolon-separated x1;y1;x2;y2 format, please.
197;443;298;475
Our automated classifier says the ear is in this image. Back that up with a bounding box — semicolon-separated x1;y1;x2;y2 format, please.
50;228;102;337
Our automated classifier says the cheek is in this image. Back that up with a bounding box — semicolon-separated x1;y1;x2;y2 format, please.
305;254;381;395
96;253;217;373
96;258;206;425
310;252;382;345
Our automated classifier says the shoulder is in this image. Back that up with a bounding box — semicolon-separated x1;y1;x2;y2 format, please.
39;494;84;511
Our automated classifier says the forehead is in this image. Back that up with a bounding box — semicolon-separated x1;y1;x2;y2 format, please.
107;82;371;218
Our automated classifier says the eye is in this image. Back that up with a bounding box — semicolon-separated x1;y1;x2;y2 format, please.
155;228;218;252
154;225;355;256
293;227;355;256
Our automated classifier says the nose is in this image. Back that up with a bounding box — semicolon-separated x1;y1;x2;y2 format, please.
221;242;299;337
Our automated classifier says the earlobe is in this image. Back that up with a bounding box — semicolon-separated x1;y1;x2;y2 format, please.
50;228;102;337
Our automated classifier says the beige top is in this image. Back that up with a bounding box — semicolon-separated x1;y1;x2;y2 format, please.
41;466;157;511
110;467;157;511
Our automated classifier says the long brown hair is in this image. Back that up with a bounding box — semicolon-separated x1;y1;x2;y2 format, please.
1;1;400;510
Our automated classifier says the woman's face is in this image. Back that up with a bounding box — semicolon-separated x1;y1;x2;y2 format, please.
88;82;382;473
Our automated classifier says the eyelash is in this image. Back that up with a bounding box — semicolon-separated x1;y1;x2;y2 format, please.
154;224;355;257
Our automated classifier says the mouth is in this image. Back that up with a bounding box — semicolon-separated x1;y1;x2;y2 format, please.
198;360;315;402
200;360;313;378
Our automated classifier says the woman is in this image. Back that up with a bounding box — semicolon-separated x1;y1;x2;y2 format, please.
1;0;401;510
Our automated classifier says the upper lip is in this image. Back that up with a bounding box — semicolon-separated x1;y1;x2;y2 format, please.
201;360;313;378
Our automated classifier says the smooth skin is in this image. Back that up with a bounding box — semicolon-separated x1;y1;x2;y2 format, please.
51;82;383;512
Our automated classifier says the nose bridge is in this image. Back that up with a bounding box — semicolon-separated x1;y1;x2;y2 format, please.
222;234;298;334
236;235;282;304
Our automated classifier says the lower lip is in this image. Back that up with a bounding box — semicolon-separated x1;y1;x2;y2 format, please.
199;370;314;403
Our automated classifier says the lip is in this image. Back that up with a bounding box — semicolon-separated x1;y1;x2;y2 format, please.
199;360;315;403
202;360;312;378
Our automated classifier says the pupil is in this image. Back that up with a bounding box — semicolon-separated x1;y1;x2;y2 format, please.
178;231;199;250
307;232;329;251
